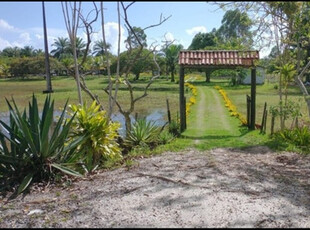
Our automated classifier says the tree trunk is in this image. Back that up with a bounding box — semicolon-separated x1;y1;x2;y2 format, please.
42;1;53;93
124;112;132;134
134;72;140;81
205;70;211;83
72;39;83;104
171;71;175;82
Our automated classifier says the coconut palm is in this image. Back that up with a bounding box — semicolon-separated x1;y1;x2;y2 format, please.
70;37;87;58
92;39;111;56
164;44;183;82
51;37;71;59
20;46;35;57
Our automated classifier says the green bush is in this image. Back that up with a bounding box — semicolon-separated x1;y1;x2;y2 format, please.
125;118;161;148
0;95;83;195
168;119;181;137
158;130;175;145
273;126;310;153
68;101;122;173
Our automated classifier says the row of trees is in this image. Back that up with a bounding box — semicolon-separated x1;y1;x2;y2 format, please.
0;36;180;80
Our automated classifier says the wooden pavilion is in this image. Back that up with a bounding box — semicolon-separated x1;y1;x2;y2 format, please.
178;50;259;132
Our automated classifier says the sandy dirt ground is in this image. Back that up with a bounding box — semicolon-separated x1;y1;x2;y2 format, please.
1;146;310;228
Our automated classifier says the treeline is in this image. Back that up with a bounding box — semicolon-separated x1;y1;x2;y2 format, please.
0;39;167;79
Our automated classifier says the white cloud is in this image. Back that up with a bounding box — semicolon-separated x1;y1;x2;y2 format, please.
0;37;12;50
186;26;207;36
35;34;43;40
19;32;31;42
0;19;14;31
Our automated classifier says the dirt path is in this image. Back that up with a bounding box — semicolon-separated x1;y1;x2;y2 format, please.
1;148;310;228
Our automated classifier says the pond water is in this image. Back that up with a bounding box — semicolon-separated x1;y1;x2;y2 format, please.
0;109;168;138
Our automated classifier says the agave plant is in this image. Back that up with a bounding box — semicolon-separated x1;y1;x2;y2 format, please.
0;94;84;195
125;118;161;147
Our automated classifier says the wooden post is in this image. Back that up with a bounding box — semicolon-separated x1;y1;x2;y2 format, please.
260;102;267;134
184;96;187;130
263;109;267;133
179;66;186;132
246;95;251;128
166;98;171;124
271;115;275;136
250;68;256;130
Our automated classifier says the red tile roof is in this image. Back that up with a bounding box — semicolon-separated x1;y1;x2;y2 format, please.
178;50;259;67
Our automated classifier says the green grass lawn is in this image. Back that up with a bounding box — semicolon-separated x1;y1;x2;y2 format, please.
0;75;181;118
1;73;309;153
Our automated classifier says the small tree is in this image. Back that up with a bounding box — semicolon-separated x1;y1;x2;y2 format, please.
61;1;83;104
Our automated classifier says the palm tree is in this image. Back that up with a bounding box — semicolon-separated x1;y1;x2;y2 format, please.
72;37;87;58
164;44;183;82
92;39;111;56
20;46;35;57
51;37;70;59
1;47;21;57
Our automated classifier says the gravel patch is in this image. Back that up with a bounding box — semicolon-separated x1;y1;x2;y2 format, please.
1;146;310;228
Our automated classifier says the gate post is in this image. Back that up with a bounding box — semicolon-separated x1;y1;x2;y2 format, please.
250;68;256;130
179;66;186;132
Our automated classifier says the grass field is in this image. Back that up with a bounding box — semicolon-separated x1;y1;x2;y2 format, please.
1;73;309;152
0;75;181;118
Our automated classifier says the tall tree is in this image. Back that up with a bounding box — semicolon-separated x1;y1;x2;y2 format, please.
42;1;53;93
20;46;35;57
188;31;216;50
0;47;21;57
51;37;70;59
92;39;111;56
69;37;87;58
216;9;253;48
188;30;217;82
61;1;83;104
125;26;147;49
164;44;183;82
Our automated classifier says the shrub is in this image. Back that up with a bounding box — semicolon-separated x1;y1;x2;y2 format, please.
168;119;181;137
0;95;83;195
158;130;175;145
68;101;122;173
125;118;161;148
273;126;310;153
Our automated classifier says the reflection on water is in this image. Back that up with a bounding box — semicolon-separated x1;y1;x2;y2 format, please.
0;110;167;138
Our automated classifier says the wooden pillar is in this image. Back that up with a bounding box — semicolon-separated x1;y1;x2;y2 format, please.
250;68;256;130
179;66;186;132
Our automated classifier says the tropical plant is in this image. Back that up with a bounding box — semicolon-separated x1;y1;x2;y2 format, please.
158;129;175;145
68;101;122;173
0;95;84;195
125;118;161;147
273;126;310;153
92;39;111;56
168;119;181;137
163;44;183;82
51;37;71;59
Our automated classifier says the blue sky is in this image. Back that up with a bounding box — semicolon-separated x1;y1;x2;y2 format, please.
0;1;271;56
